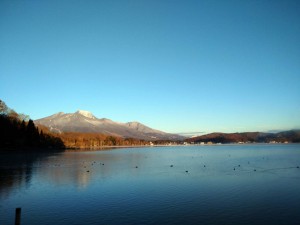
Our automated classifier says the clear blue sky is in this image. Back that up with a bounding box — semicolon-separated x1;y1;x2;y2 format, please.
1;0;300;134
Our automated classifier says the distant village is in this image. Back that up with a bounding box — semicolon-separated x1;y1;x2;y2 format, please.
149;140;291;147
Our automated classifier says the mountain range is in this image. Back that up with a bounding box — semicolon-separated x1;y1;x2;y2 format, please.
187;131;300;143
34;110;184;141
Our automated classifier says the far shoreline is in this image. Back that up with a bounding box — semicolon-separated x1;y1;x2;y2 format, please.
64;142;299;152
1;142;298;154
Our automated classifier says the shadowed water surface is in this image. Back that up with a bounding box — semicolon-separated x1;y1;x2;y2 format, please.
1;144;300;225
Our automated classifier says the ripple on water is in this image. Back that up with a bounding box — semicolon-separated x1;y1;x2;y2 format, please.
1;144;300;225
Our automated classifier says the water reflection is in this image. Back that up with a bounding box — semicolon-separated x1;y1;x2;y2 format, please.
2;145;300;196
1;145;300;225
0;152;55;198
36;149;153;189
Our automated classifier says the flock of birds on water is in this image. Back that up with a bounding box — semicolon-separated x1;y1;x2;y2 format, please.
49;154;300;175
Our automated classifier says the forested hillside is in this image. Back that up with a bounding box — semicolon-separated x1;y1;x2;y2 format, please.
187;131;300;144
0;100;65;150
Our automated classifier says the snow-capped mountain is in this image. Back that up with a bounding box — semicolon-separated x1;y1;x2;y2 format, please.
34;110;184;141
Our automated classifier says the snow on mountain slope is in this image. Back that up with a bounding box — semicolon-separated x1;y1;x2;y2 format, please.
34;110;184;141
75;110;96;119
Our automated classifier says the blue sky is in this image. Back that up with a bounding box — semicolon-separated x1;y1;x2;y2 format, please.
1;0;300;134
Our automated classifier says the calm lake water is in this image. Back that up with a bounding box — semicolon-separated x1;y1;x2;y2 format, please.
1;144;300;225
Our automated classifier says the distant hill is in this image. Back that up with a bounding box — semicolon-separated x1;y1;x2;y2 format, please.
186;130;300;143
35;110;184;141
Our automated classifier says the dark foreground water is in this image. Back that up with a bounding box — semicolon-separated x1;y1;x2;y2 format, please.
1;144;300;225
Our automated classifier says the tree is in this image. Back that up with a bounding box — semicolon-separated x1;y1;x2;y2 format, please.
0;100;8;115
18;113;30;121
26;119;40;146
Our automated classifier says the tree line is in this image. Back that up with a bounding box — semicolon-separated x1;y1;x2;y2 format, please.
55;132;149;148
0;100;65;150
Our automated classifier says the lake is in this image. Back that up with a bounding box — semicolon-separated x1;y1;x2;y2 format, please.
1;144;300;225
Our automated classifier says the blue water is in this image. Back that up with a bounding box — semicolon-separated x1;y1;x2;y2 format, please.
1;144;300;225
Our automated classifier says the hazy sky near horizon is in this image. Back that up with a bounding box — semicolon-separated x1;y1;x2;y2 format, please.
1;0;300;134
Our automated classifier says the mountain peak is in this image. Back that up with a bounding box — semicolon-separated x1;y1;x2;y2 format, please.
126;121;165;134
75;110;96;119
